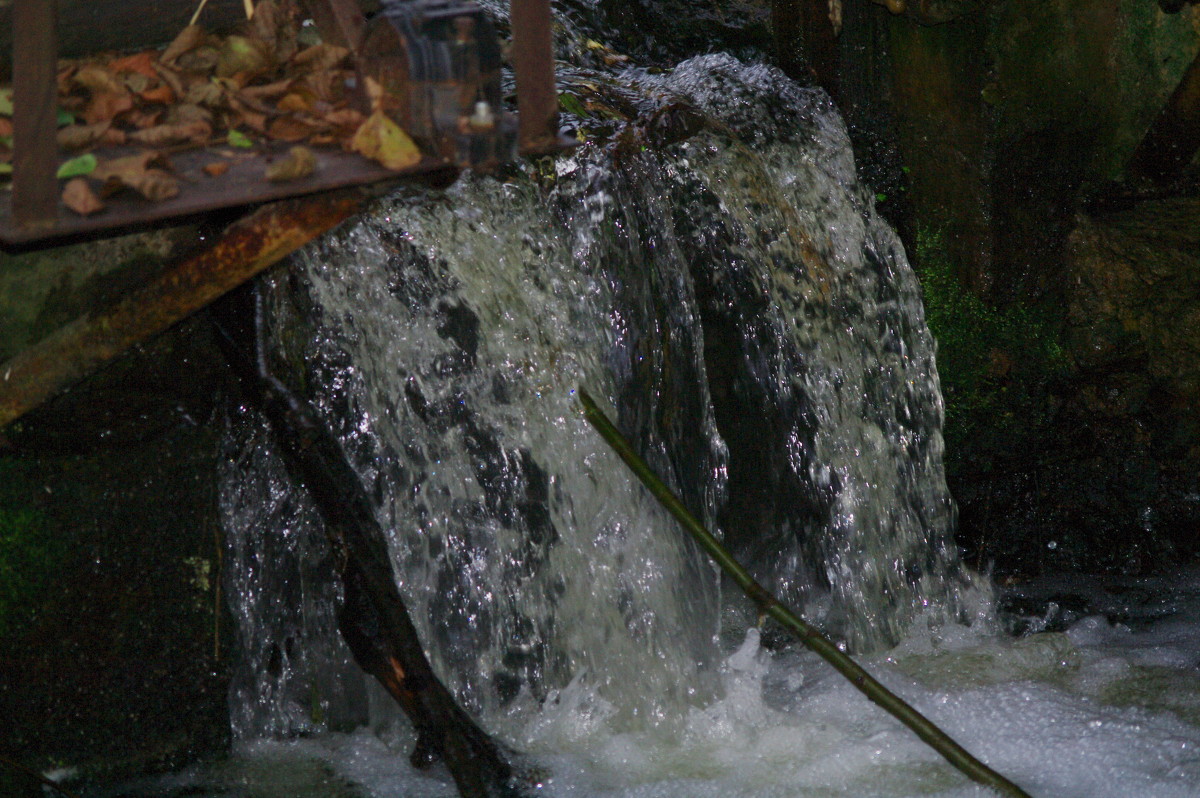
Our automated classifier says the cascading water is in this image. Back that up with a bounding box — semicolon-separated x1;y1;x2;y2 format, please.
220;50;977;751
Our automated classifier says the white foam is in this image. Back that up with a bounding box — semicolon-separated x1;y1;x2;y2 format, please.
201;574;1200;798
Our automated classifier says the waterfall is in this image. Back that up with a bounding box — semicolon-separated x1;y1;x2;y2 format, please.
219;52;979;745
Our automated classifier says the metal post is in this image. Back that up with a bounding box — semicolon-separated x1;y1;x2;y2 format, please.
510;0;557;154
12;0;60;229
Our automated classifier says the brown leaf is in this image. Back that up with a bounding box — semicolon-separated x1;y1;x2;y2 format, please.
185;80;225;108
324;108;365;133
123;73;151;94
265;145;316;182
0;118;12;137
240;79;293;101
161;24;206;65
203;160;231;177
176;46;221;75
93;151;173;187
350;110;422;171
276;91;314;113
62;178;105;216
128;120;212;147
292;44;350;74
73;64;126;95
139;84;176;105
266;115;314;142
217;35;272;80
101;168;179;202
166;103;213;127
58;121;116;151
153;64;187;100
123;109;165;130
83;91;134;125
108;51;160;79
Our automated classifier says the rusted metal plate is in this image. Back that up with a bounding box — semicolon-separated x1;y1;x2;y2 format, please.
511;0;559;154
11;0;60;230
0;189;368;429
0;144;450;248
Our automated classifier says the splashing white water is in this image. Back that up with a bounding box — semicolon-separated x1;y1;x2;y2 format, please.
137;570;1200;798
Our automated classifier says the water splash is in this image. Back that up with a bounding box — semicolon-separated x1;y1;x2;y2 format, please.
219;54;978;744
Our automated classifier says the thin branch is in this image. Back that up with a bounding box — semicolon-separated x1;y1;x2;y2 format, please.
0;755;82;798
578;387;1034;798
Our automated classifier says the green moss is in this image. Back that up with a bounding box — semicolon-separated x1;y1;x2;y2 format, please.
913;227;1068;473
0;460;62;639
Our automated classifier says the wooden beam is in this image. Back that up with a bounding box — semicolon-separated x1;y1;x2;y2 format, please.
0;190;367;429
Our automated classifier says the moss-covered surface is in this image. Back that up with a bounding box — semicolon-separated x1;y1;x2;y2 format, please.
913;226;1069;471
0;227;198;362
986;0;1200;181
914;210;1200;578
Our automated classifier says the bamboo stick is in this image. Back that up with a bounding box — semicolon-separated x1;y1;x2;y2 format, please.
578;387;1034;798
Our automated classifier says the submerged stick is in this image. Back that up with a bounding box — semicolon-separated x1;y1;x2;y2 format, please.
578;387;1033;798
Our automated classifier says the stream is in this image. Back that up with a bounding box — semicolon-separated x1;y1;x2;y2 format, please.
91;26;1200;798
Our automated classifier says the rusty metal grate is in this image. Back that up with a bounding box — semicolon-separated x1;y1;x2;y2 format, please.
0;0;565;249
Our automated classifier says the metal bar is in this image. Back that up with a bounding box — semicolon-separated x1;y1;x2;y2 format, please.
0;190;367;429
510;0;558;154
11;0;60;229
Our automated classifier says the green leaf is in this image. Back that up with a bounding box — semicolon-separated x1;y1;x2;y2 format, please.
875;192;888;202
56;153;97;179
0;163;12;175
227;129;254;148
56;108;75;127
0;89;11;117
558;93;587;117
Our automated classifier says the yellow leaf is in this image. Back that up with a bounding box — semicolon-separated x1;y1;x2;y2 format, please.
265;145;316;182
350;111;421;171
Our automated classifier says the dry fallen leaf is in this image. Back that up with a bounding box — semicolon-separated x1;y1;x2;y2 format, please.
139;85;176;105
153;64;187;100
351;110;421;171
94;152;180;201
166;102;213;127
83;91;134;125
217;35;271;80
276;91;313;113
161;25;206;65
108;51;160;79
203;160;231;177
120;169;180;201
73;64;126;95
265;145;316;181
266;115;314;142
92;151;165;181
129;120;212;146
292;43;350;74
58;121;124;151
62;178;105;216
